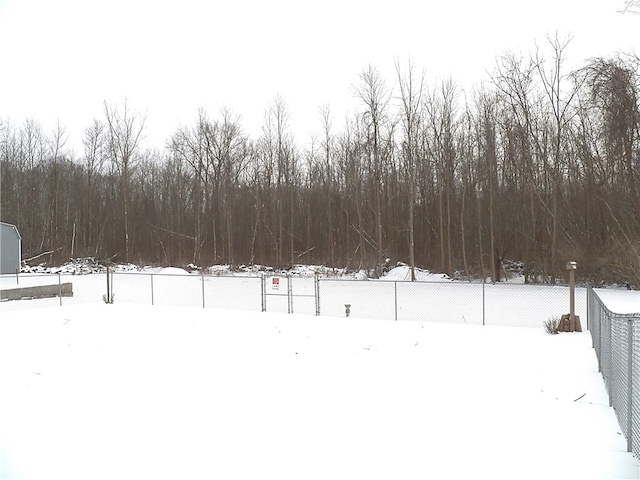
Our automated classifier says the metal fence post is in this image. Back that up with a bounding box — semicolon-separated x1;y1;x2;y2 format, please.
105;265;111;304
627;318;633;453
587;287;593;343
58;272;62;306
482;278;486;326
608;311;613;407
201;272;206;308
315;273;320;316
591;288;602;372
150;274;154;306
394;281;398;321
287;275;293;314
567;261;577;331
261;274;266;312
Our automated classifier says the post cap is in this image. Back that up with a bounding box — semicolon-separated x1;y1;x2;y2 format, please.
566;261;577;270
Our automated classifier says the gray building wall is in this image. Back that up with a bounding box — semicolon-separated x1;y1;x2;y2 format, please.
0;222;22;274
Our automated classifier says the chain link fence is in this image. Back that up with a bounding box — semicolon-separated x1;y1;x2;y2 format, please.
0;273;73;308
317;278;585;327
2;272;585;329
587;286;640;456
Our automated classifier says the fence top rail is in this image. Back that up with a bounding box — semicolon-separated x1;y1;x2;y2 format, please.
318;276;586;288
1;273;56;279
589;285;640;318
110;271;262;279
318;278;464;286
1;271;269;283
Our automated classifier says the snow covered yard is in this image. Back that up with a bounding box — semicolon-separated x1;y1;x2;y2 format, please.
0;277;638;479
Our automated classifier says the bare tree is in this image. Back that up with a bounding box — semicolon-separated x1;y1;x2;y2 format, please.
21;119;48;253
424;78;459;277
45;121;69;256
319;104;336;267
334;115;368;269
534;33;581;282
353;64;391;273
170;109;209;264
257;96;296;267
490;51;543;282
82;119;107;255
210;108;248;265
621;0;640;14
103;99;146;263
578;54;640;285
395;58;425;280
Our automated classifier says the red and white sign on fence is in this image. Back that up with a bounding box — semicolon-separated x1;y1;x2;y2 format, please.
272;277;280;290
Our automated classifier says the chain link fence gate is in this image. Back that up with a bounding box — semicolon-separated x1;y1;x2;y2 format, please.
260;274;319;315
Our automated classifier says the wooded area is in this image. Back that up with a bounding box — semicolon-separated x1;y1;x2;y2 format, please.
1;40;639;285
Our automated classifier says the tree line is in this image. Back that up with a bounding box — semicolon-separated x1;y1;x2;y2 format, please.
1;38;639;285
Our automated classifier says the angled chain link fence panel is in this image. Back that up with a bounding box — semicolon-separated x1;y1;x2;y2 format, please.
632;320;640;455
611;315;630;439
587;286;640;456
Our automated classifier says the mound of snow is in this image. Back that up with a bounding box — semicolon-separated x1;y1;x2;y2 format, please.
139;266;164;274
383;265;450;282
354;270;369;281
288;265;348;277
158;267;191;276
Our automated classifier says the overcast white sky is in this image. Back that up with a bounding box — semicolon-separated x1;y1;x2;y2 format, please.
0;0;637;152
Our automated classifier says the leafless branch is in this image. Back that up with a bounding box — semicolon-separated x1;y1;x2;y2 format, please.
620;0;640;14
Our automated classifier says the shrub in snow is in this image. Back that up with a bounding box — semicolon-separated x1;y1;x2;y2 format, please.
543;317;560;335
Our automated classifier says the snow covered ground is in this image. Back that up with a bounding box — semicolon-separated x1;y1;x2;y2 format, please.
1;273;639;479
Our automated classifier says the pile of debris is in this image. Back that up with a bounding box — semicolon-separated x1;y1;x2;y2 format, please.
21;258;139;275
